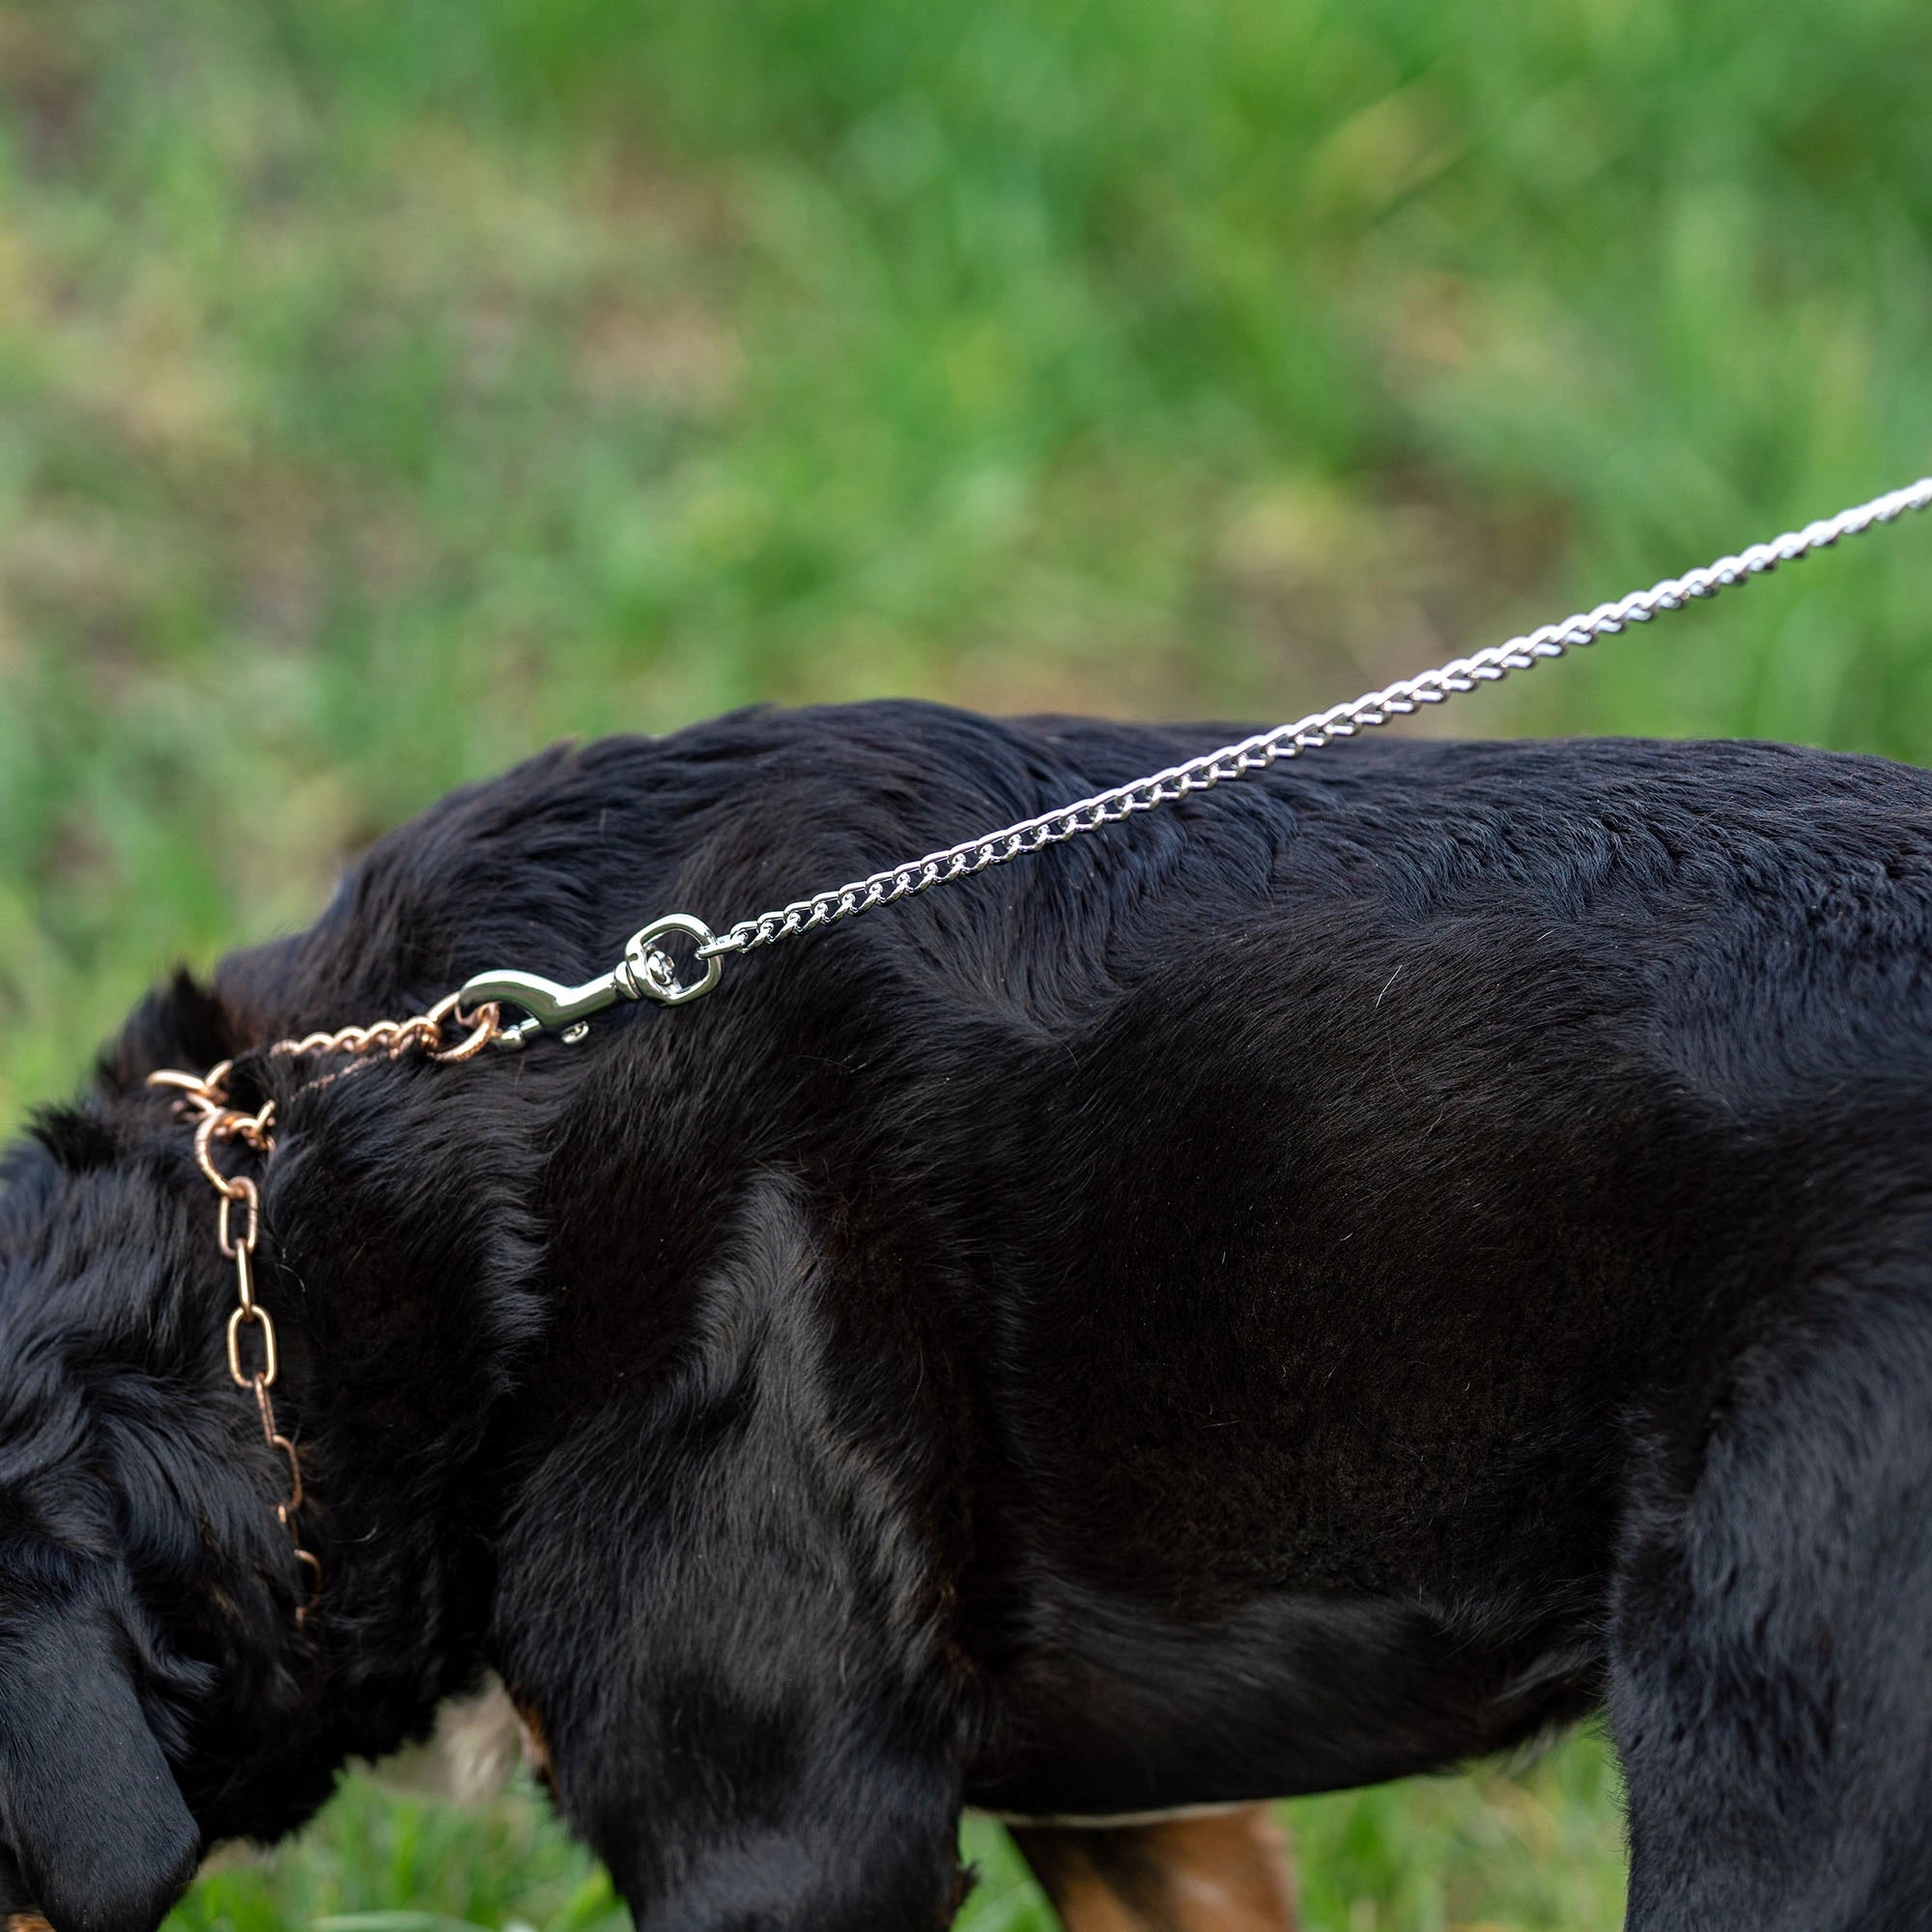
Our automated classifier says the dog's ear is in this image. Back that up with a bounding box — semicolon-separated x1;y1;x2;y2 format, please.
0;1580;199;1932
96;966;236;1094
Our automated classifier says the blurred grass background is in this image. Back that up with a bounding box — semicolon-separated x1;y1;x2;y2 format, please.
2;0;1928;1923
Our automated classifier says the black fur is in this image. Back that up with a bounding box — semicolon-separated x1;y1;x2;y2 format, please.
7;702;1932;1928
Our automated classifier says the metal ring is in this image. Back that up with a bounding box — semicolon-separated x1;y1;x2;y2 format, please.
193;1112;230;1194
432;999;503;1063
624;914;724;1007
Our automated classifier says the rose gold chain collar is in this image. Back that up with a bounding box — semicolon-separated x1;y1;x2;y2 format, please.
146;994;503;1626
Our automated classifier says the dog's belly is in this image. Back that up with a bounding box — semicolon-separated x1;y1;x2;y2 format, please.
965;1577;1600;1817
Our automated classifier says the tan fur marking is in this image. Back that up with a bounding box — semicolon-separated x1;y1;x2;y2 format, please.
1030;1862;1143;1932
6;1915;54;1932
511;1691;555;1792
1012;1804;1296;1931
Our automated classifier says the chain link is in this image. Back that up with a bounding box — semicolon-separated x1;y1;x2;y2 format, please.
270;989;501;1063
142;998;503;1623
149;1062;323;1621
696;475;1932;961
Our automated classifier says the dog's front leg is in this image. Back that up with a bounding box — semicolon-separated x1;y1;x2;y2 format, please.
559;1673;967;1932
490;1184;974;1928
493;1414;971;1928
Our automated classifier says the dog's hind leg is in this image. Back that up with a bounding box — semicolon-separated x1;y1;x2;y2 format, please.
1612;1264;1932;1931
1008;1807;1296;1931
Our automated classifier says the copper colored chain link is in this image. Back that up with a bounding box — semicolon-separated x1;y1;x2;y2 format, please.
270;988;502;1064
146;994;502;1624
148;1060;320;1621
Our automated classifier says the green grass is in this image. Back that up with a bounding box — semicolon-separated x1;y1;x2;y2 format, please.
165;1733;1625;1932
3;0;1928;1922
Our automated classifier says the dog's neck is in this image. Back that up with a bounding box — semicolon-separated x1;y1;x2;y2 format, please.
72;963;563;1846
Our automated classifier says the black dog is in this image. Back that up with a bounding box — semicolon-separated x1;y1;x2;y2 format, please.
5;700;1932;1931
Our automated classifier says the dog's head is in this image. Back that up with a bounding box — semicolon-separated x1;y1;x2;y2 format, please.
0;939;554;1930
0;978;317;1931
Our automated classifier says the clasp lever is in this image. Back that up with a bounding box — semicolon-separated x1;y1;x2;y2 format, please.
458;914;723;1048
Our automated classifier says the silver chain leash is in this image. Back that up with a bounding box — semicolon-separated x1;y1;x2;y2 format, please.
461;474;1932;1042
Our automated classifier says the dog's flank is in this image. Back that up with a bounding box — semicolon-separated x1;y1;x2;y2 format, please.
6;703;1932;1927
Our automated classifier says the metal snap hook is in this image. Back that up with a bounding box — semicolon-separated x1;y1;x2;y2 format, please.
457;913;724;1045
456;962;626;1037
